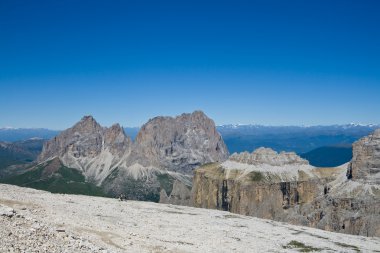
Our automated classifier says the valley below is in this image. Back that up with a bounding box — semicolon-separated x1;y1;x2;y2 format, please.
1;184;380;253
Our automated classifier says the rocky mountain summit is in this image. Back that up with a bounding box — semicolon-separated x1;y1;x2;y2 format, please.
33;111;229;200
132;111;228;173
192;129;380;237
39;116;132;184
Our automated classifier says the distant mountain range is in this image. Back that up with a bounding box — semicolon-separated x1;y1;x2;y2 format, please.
0;139;44;168
0;138;45;178
217;124;380;154
1;124;379;168
0;128;60;142
0;127;140;142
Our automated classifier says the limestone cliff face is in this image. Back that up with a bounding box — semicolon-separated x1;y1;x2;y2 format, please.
192;145;380;237
192;150;334;218
192;164;326;219
37;111;228;201
347;129;380;184
299;189;380;237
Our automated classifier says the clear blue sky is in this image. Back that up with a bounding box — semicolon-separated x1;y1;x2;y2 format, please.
1;0;379;129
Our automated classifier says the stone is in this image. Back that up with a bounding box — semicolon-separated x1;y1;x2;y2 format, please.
1;183;378;252
191;135;380;237
38;116;132;184
0;205;16;218
347;129;380;184
159;180;192;206
131;111;229;173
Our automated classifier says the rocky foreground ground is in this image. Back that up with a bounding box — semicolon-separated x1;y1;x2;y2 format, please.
0;184;379;253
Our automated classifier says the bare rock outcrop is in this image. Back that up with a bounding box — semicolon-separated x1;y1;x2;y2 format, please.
192;148;329;216
347;129;380;184
192;138;380;237
39;116;105;161
159;180;192;206
2;184;379;252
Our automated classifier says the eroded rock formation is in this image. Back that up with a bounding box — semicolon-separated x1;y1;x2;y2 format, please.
192;134;380;237
132;111;228;173
36;111;228;200
346;129;380;184
39;116;132;184
192;152;337;218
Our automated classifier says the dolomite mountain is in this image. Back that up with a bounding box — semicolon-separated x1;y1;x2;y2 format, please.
38;116;132;183
192;131;380;237
37;111;228;200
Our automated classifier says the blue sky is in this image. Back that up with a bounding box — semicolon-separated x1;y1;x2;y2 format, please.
1;0;379;129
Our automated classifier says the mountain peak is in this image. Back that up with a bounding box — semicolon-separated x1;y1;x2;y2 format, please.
191;110;206;117
179;110;208;120
72;115;102;133
79;115;97;124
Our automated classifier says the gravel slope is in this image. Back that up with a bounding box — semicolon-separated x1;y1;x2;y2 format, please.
0;184;379;253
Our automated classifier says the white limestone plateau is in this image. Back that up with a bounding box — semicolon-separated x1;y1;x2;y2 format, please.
222;148;315;181
1;184;379;253
229;147;309;166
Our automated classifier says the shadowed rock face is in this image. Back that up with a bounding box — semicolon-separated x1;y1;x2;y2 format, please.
347;129;380;184
36;111;228;200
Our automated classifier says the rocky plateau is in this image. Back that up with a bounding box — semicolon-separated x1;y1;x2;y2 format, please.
1;184;379;252
191;131;380;237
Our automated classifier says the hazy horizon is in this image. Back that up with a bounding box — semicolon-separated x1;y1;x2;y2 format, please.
1;116;379;131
